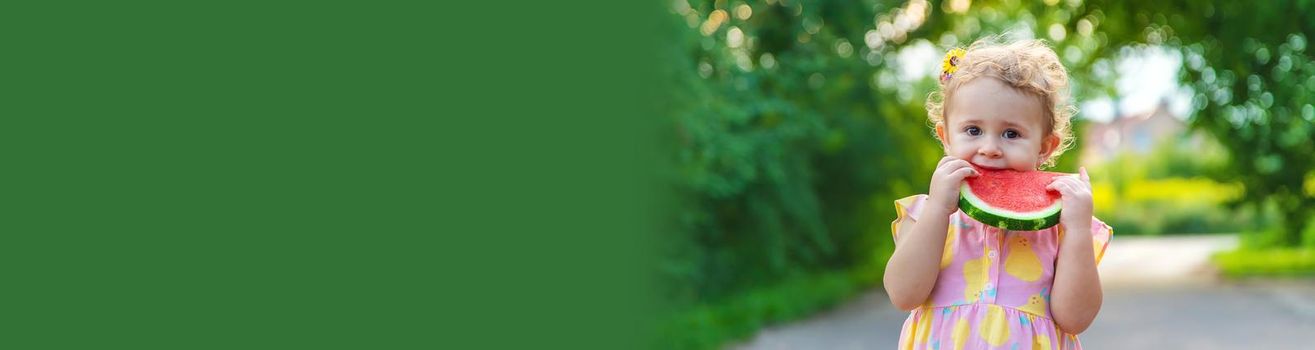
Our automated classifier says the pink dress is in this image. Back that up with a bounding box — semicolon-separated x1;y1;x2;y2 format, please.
891;195;1113;350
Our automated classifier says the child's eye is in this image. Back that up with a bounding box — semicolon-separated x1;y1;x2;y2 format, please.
965;126;981;136
1003;129;1020;139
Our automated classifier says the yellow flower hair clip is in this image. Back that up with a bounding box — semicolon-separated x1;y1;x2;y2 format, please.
940;48;966;83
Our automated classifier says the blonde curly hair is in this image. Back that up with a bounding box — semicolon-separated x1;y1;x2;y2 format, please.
925;37;1076;169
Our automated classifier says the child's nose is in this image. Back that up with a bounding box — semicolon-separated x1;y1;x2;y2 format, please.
978;143;1002;158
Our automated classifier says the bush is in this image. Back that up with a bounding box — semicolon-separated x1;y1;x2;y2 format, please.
1212;220;1315;278
657;268;872;350
1092;178;1265;235
659;0;939;325
1213;247;1315;277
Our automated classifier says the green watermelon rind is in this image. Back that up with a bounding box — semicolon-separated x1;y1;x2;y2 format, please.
959;182;1062;231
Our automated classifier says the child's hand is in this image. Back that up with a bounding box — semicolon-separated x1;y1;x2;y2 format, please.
1047;167;1094;230
926;156;978;216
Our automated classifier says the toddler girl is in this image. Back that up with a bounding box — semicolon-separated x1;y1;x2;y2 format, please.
882;38;1113;350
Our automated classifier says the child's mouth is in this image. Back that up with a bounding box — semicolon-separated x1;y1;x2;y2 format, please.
971;162;1007;171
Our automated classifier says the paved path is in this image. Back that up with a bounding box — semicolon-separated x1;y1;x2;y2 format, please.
732;235;1315;349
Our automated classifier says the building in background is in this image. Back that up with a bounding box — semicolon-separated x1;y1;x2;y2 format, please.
1081;98;1202;166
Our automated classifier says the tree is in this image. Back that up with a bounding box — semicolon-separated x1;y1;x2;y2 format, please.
1089;1;1315;246
662;0;944;304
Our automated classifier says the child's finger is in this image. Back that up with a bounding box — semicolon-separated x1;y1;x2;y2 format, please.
1056;175;1089;192
1079;167;1090;183
940;159;969;174
1050;181;1074;196
935;157;962;173
1061;177;1085;192
950;167;978;181
937;156;954;168
1062;181;1086;196
950;159;973;170
1057;178;1081;191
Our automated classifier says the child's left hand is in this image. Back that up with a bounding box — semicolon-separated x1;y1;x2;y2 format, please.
1047;167;1093;230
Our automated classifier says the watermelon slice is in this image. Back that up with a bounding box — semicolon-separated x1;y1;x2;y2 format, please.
958;166;1069;230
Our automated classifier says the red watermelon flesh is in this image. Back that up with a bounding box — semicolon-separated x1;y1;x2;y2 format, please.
958;165;1068;230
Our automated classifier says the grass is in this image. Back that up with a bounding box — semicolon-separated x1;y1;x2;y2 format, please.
656;267;880;349
1212;247;1315;277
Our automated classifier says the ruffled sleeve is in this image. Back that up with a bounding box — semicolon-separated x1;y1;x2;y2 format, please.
1091;217;1114;265
891;194;928;243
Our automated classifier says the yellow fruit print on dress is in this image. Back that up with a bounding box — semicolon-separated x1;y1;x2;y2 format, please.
952;317;970;350
942;224;958;269
1034;333;1053;350
961;246;990;302
979;305;1010;346
1005;235;1042;282
1017;289;1047;316
915;313;933;347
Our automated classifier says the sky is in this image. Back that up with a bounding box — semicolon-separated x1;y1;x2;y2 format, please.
1083;46;1193;123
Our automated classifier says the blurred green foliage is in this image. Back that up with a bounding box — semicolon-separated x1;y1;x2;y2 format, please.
656;270;868;349
1089;135;1275;235
1213;207;1315;278
663;0;941;308
1214;247;1315;277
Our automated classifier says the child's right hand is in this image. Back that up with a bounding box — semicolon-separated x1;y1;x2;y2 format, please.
926;156;978;215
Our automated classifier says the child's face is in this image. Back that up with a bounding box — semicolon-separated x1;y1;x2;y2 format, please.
937;78;1060;171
